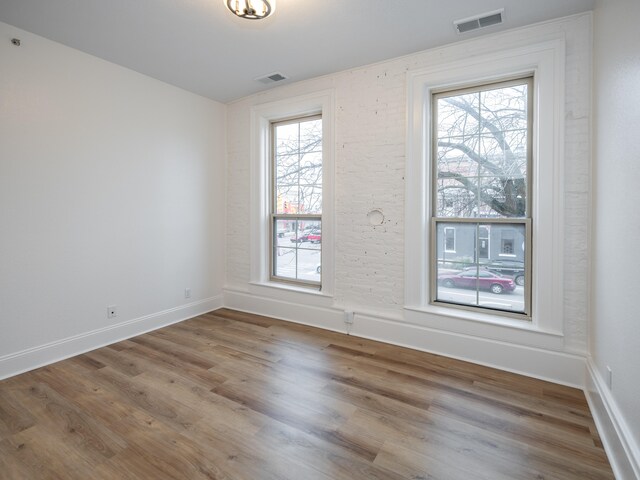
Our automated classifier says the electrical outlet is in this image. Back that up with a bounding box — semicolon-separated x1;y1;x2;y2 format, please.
184;288;192;299
606;366;612;389
344;311;354;325
107;305;117;319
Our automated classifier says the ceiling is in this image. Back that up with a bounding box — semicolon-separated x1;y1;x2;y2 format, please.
0;0;594;103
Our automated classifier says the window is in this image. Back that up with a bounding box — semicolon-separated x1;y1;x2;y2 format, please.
250;91;334;296
432;78;532;316
271;115;323;286
444;227;456;252
500;229;515;256
478;226;489;259
407;39;564;339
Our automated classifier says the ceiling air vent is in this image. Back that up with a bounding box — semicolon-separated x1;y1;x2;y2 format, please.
256;72;288;84
454;9;504;34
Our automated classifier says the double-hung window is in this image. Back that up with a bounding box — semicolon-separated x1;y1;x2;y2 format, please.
271;115;323;287
431;77;532;316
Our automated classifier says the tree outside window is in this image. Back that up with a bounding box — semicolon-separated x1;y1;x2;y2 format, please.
433;78;531;315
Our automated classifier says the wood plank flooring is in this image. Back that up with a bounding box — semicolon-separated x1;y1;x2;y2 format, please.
0;308;614;479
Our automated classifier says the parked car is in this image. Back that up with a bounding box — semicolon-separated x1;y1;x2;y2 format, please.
438;270;516;294
484;260;525;286
290;228;320;243
291;232;309;243
307;231;321;244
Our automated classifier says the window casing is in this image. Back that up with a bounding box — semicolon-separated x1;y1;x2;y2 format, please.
250;90;334;298
431;77;533;317
270;115;323;287
406;38;565;344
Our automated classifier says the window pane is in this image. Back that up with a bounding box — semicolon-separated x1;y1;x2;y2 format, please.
480;84;529;132
444;227;456;252
275;187;298;214
435;81;529;219
435;221;525;313
274;246;297;281
437;91;480;138
295;219;321;244
299;119;323;152
274;218;295;243
273;218;297;280
436;177;478;217
299;185;322;214
437;146;480;177
300;152;322;185
297;251;321;282
294;219;321;282
436;223;476;267
479;173;526;218
273;117;323;216
275;123;299;156
276;154;299;188
273;217;321;284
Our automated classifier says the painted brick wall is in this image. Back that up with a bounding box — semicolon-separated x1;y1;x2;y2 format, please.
226;14;591;353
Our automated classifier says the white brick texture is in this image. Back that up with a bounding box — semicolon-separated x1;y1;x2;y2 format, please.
226;14;592;354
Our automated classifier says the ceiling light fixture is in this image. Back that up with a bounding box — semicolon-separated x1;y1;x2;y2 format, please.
226;0;275;20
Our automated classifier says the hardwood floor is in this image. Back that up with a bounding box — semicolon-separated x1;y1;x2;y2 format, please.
0;309;614;479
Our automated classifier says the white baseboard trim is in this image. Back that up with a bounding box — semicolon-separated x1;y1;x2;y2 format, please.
585;358;640;480
224;288;346;333
351;312;586;388
0;295;224;381
224;288;586;388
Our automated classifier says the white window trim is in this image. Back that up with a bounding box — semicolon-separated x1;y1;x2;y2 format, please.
250;90;335;298
405;38;565;341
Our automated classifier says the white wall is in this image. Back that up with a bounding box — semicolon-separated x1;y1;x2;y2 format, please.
0;22;226;378
591;0;640;476
225;14;592;386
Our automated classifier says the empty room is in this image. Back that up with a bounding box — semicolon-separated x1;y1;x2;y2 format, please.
0;0;638;478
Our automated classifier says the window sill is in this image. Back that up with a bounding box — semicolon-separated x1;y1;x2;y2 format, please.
249;280;332;298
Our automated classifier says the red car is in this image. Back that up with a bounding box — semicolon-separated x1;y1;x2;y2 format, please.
438;270;516;294
290;229;321;244
307;231;321;244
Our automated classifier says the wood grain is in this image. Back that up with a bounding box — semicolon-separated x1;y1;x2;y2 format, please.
0;308;614;479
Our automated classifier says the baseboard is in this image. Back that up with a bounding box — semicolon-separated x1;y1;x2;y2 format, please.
585;358;640;480
0;295;224;381
224;288;586;388
224;288;346;332
351;312;586;388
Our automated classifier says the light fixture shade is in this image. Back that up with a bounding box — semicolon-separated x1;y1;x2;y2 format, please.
226;0;275;20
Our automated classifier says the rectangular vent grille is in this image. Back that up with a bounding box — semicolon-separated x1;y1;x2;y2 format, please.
256;72;288;84
454;9;504;34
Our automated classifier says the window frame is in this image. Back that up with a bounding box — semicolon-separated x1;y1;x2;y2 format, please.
269;114;323;288
249;90;335;298
443;226;456;253
431;217;532;316
429;77;533;319
405;39;566;343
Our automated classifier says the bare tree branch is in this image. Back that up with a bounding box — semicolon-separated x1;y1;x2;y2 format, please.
437;141;503;176
436;85;528;217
